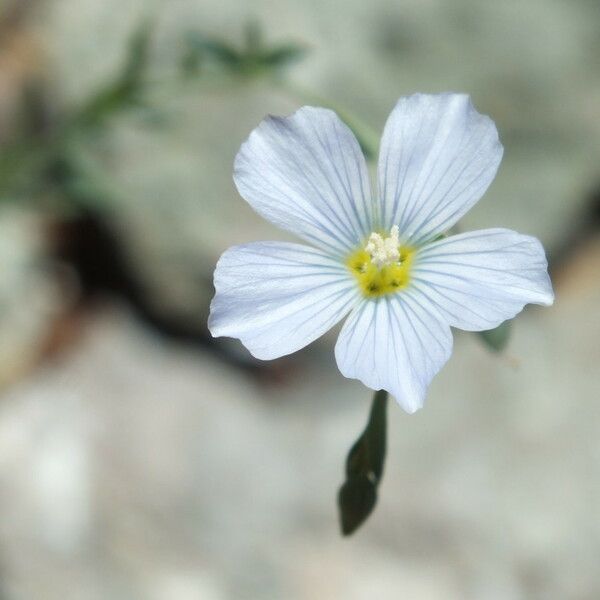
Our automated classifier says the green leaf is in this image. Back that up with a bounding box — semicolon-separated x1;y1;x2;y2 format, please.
338;389;388;535
182;25;307;80
478;320;512;352
183;33;243;70
0;20;157;207
260;44;307;69
75;19;153;127
338;475;378;536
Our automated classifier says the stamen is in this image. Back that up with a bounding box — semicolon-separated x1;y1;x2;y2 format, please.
346;226;414;298
365;225;401;268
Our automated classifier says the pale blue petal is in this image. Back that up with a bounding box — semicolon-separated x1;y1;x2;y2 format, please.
234;107;373;258
209;242;359;359
377;93;503;245
335;295;453;413
412;228;554;331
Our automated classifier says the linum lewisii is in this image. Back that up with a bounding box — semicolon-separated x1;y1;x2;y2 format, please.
208;93;554;413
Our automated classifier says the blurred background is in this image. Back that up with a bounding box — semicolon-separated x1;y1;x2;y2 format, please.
0;0;599;598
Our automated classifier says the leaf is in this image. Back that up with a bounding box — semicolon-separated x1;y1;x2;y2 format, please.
76;19;154;127
182;25;307;80
338;475;377;536
260;44;307;69
183;33;243;70
0;20;156;206
338;389;388;536
478;320;512;352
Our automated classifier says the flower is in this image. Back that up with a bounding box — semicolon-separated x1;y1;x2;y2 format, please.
208;93;554;413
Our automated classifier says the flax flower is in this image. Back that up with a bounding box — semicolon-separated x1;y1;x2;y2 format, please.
208;93;554;412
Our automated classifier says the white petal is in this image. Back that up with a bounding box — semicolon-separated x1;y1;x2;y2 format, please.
335;295;453;413
234;107;373;258
209;242;358;360
412;228;554;331
377;93;503;245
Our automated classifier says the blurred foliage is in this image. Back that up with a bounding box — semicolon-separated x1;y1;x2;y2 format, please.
0;20;154;212
338;390;388;535
180;22;381;159
75;19;153;129
0;19;310;214
181;21;306;79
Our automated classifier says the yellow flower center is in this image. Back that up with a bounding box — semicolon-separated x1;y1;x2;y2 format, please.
346;226;414;298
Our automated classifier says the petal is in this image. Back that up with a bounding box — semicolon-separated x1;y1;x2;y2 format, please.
377;93;503;245
335;295;453;413
208;242;359;360
234;107;373;258
412;228;554;331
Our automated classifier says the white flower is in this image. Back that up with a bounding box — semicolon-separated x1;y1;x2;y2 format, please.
208;93;554;413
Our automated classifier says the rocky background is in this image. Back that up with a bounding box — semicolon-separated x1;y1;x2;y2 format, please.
0;0;599;598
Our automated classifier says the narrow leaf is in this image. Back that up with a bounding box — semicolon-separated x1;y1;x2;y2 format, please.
260;44;307;69
338;475;377;536
184;34;243;68
338;389;388;536
76;19;153;127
